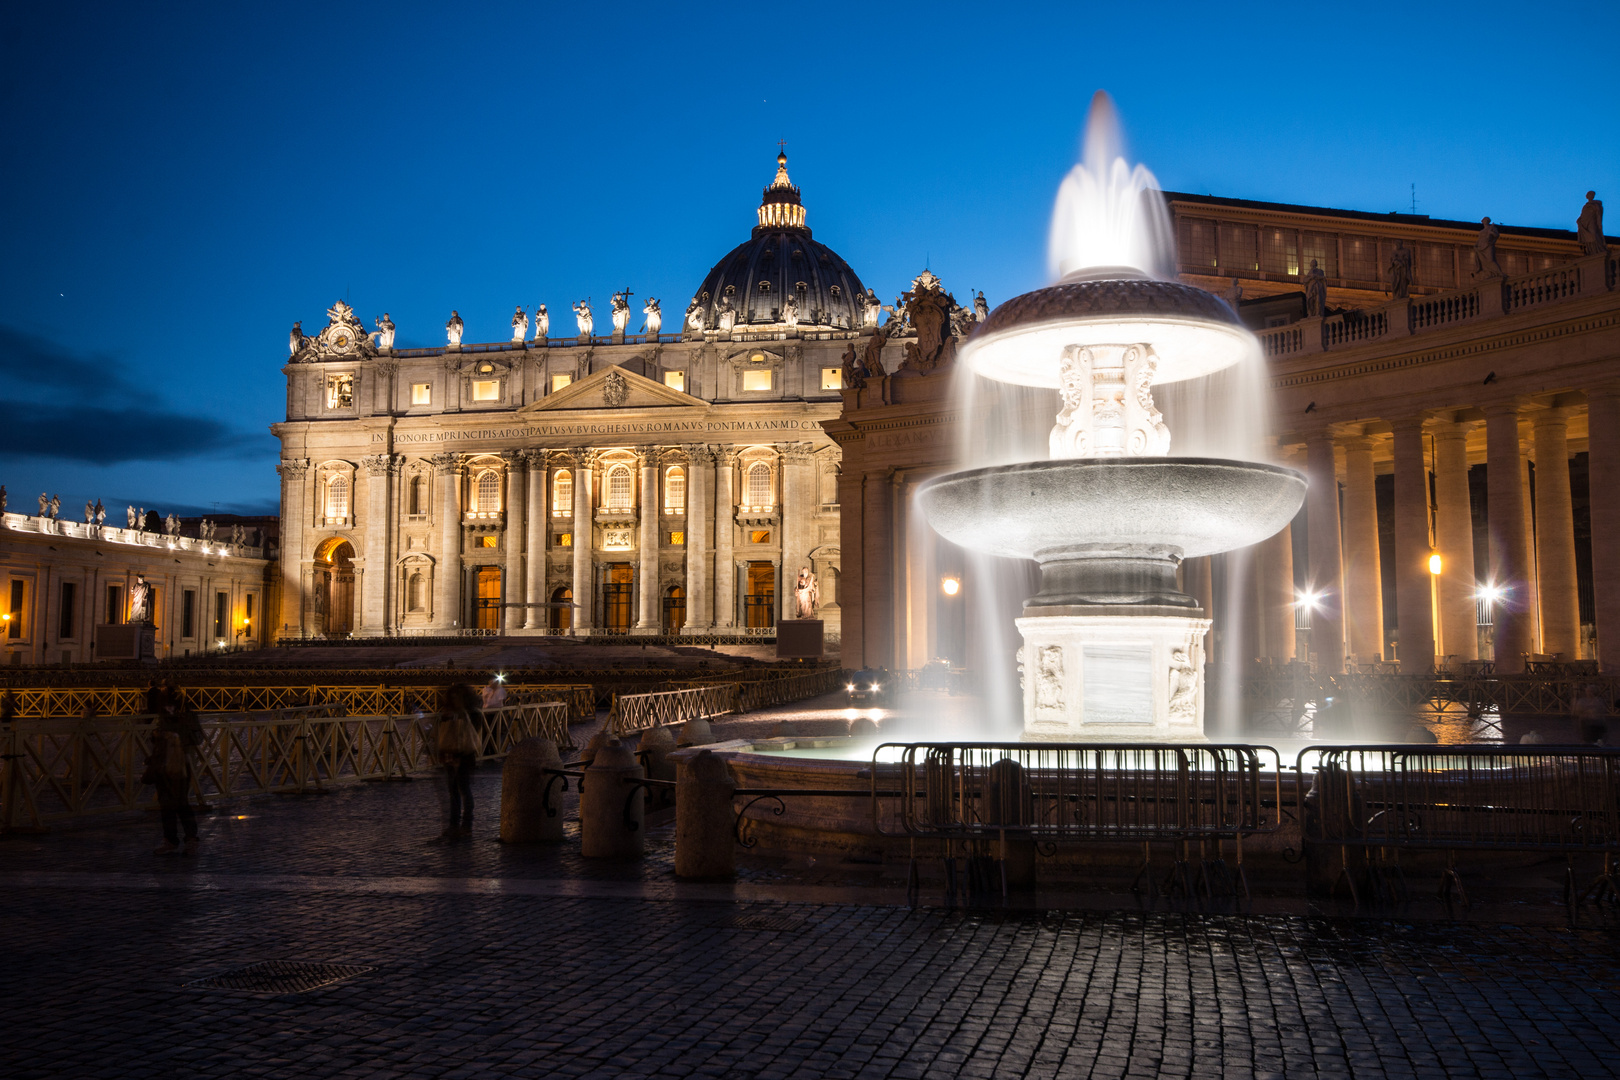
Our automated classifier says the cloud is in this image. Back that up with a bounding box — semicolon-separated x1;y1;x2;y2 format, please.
0;324;262;464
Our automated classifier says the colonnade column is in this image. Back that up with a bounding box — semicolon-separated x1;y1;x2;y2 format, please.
501;450;527;634
431;453;462;631
523;451;546;629
1391;419;1435;672
359;454;395;634
1521;451;1542;653
636;450;660;631
1588;386;1620;671
713;450;737;628
1432;422;1478;661
862;472;894;670
570;449;594;632
1533;408;1580;658
1340;435;1384;664
277;458;309;636
1304;431;1346;672
1484;403;1532;672
683;445;713;631
1256;520;1295;661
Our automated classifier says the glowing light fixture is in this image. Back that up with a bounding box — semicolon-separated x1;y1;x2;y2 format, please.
1294;589;1323;610
1428;552;1442;575
941;576;961;596
1476;583;1505;606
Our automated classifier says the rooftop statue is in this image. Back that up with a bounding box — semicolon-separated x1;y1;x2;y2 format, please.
714;290;736;332
862;324;890;380
1303;258;1327;317
683;296;705;337
372;313;396;350
84;500;94;524
288;321;307;357
38;492;47;517
862;289;882;329
446;310;464;346
781;292;800;330
49;494;59;519
1387;239;1414;299
1578;191;1607;256
1224;277;1243;313
94;500;104;525
511;306;528;343
974;290;990;322
126;505;137;528
642;297;662;336
840;340;867;390
534;304;549;340
899;271;958;373
1471;217;1503;279
610;292;631;334
573;300;594;338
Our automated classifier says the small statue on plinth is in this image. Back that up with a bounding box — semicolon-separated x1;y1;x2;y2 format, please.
129;576;151;624
49;494;60;519
511;306;528;343
610;292;631;336
446;310;464;346
534;304;549;340
781;292;799;331
126;505;137;529
643;297;662;336
573;299;594;339
1303;259;1327;317
372;313;396;350
1386;240;1414;299
862;288;882;329
1578;191;1607;256
84;500;94;524
38;492;48;517
1471;217;1503;278
94;499;104;525
793;566;819;619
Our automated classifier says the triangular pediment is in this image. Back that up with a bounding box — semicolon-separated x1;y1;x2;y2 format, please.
518;364;706;414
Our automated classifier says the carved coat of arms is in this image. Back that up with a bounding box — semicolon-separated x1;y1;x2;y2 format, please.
602;370;629;407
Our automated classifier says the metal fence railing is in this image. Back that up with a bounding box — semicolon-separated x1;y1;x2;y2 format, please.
0;702;571;831
609;668;849;735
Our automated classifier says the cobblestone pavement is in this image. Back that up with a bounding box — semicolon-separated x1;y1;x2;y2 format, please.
8;696;1620;1078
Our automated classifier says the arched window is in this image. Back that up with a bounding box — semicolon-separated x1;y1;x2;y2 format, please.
325;476;349;519
406;571;425;612
606;465;633;509
746;463;772;508
408;475;426;517
664;466;686;513
553;470;573;515
475;470;500;513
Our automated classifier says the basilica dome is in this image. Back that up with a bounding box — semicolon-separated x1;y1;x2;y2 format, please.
689;152;867;333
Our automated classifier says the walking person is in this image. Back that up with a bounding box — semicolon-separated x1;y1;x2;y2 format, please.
436;685;479;839
143;710;198;855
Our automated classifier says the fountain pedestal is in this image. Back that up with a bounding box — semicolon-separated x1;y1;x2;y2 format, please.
1017;607;1210;741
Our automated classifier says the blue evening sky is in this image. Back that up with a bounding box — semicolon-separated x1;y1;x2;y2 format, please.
2;1;1615;518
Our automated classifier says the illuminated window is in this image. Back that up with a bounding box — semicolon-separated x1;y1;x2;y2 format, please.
669;531;685;546
479;535;498;548
605;465;633;509
553;470;573;515
411;383;431;405
750;530;772;544
664;466;686;513
746;463;772;508
558;532;572;547
743;369;772;392
663;370;685;392
821;367;842;390
551;373;573;392
325;476;349;519
326;374;354;409
475;470;500;512
472;380;499;401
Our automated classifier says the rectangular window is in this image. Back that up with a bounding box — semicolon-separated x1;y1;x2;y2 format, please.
411;383;431;405
325;373;354;409
214;592;228;640
8;579;24;638
558;532;572;547
1177;217;1218;270
742;369;773;392
479;535;498;548
551;373;573;392
1301;232;1337;279
663;370;686;392
107;584;123;625
182;590;196;639
1218;223;1259;272
1260;228;1299;276
1418;243;1456;288
820;367;842;390
670;531;685;546
1341;235;1379;282
58;582;75;639
749;529;772;545
472;380;500;401
245;594;254;637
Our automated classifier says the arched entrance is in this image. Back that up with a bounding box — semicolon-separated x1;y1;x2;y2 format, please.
313;538;355;636
549;586;573;631
745;562;775;628
663;586;686;634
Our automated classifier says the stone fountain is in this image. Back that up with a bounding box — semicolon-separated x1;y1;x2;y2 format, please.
918;96;1306;740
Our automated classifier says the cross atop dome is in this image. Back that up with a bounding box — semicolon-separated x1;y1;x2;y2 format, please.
757;146;807;234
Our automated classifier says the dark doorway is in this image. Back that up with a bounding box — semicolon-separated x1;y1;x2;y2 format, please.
474;567;502;630
745;562;775;629
550;586;573;631
664;585;686;634
602;564;633;631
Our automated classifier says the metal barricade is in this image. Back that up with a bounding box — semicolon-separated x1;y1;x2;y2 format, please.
609;685;739;735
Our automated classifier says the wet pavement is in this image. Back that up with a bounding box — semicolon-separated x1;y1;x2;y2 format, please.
8;693;1620;1078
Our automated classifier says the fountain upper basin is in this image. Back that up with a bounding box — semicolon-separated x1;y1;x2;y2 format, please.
960;274;1251;388
918;457;1306;563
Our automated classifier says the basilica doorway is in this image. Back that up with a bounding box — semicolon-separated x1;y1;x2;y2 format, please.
663;586;686;634
474;567;502;631
550;586;573;631
313;538;355;637
745;562;775;629
601;564;633;632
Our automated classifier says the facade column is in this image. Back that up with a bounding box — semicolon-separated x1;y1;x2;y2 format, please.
1521;451;1543;653
862;471;895;670
276;458;310;637
1588;387;1620;671
1432;422;1478;661
502;450;527;634
779;442;815;622
713;449;737;628
431;452;462;631
1391;419;1435;672
1484;403;1533;672
1304;431;1346;672
1256;521;1295;661
1340;434;1385;664
684;445;713;631
522;450;546;629
570;449;594;632
359;453;394;634
905;479;937;669
636;450;660;630
1533;408;1580;658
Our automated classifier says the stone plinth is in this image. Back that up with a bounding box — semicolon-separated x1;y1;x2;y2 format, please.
1016;608;1211;740
776;619;824;659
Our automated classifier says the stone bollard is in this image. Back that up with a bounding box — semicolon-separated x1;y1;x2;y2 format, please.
636;726;678;811
581;737;644;859
675;750;738;879
579;727;613;766
850;716;879;739
500;737;566;844
678;716;715;747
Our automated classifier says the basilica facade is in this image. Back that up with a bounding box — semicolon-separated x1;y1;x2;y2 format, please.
272;153;974;641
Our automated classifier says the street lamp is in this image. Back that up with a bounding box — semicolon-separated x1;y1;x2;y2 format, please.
1428;552;1442;575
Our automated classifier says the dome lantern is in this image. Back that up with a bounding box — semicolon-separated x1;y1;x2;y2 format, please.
756;149;807;234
